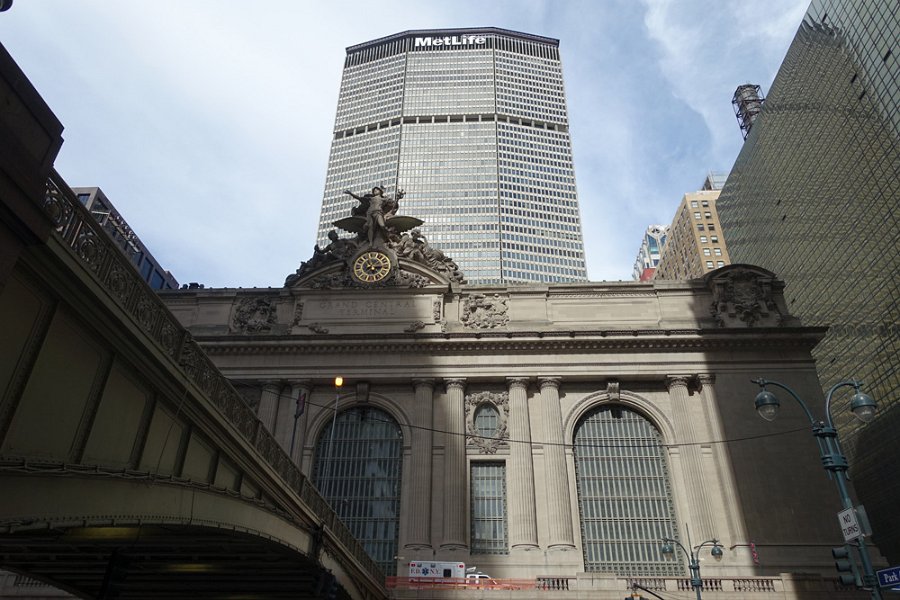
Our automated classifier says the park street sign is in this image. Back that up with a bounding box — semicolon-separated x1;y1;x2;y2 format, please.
877;565;900;588
838;507;861;542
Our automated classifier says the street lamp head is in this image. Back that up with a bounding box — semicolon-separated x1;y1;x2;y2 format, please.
711;544;724;561
754;389;780;421
849;389;877;423
660;541;674;558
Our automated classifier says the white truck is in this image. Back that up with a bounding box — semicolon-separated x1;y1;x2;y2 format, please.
407;561;466;580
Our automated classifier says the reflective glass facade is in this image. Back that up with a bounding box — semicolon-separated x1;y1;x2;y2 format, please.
312;407;403;575
574;405;681;576
717;0;900;562
317;28;587;285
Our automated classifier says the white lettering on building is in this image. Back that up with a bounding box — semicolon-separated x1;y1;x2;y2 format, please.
414;35;487;48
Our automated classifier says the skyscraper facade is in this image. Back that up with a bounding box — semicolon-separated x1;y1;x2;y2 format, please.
717;0;899;562
630;224;668;281
316;28;588;285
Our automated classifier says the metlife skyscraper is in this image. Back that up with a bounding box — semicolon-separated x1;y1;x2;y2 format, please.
316;28;587;285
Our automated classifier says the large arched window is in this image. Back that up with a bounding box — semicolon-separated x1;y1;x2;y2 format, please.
313;406;402;575
574;404;682;576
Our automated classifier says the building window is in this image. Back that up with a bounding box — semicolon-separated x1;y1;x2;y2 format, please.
474;404;500;439
717;260;725;267
699;236;707;243
703;248;711;256
313;407;403;574
710;236;718;243
701;200;709;207
574;405;682;576
708;224;715;231
697;224;705;231
690;201;698;207
704;212;712;218
714;248;722;256
706;261;714;268
693;212;701;220
471;462;508;554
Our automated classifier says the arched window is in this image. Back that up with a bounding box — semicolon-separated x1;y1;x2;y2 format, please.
574;404;682;576
313;406;402;575
474;403;500;438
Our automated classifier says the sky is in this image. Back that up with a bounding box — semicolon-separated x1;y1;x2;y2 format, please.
0;0;808;287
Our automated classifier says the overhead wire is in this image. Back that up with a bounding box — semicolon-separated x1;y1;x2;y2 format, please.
230;381;811;451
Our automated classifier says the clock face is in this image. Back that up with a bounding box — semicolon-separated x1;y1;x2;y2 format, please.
352;251;393;283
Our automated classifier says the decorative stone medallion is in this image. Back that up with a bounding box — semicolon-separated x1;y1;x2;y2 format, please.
465;391;509;454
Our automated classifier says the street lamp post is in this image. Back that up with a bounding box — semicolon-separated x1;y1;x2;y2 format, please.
752;378;881;600
660;533;723;600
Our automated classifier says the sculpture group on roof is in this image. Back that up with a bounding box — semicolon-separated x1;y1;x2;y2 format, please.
284;186;465;286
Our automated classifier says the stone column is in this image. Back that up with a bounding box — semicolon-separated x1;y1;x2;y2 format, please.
538;377;575;548
506;377;539;549
667;375;716;539
257;380;282;433
697;374;748;543
442;378;467;549
406;378;435;550
286;379;313;466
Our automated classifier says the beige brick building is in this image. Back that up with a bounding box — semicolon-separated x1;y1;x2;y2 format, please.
655;190;731;280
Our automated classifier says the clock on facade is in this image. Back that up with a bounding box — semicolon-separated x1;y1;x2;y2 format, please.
351;250;393;284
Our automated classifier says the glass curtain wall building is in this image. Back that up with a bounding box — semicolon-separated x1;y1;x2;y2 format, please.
717;0;899;563
317;28;588;285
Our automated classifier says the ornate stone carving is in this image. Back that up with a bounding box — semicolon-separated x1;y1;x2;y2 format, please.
284;185;465;287
708;266;783;328
465;391;510;454
291;302;304;326
307;323;329;334
404;321;426;333
433;299;442;322
460;294;509;329
304;270;429;290
606;380;620;400
232;297;277;333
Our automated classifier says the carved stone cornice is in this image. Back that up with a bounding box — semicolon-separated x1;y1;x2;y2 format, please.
538;377;562;390
196;326;828;356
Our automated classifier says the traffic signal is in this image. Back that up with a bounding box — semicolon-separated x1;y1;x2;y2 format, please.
831;545;859;587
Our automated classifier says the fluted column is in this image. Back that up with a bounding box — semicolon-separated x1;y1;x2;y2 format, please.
406;378;435;549
506;377;539;549
538;377;575;548
257;380;282;433
441;378;468;549
286;379;313;466
697;374;748;543
667;375;716;539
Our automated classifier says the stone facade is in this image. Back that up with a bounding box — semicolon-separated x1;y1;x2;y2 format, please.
159;261;870;589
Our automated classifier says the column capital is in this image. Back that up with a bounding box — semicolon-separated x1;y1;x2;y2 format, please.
287;378;313;389
261;380;283;390
665;375;692;390
697;373;716;387
412;378;436;390
444;378;466;392
538;377;562;390
506;377;530;389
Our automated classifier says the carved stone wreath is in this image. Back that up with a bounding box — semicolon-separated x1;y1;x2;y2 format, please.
460;294;509;329
465;391;509;454
232;297;277;333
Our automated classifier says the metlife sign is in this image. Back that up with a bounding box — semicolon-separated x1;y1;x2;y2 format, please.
414;35;487;48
